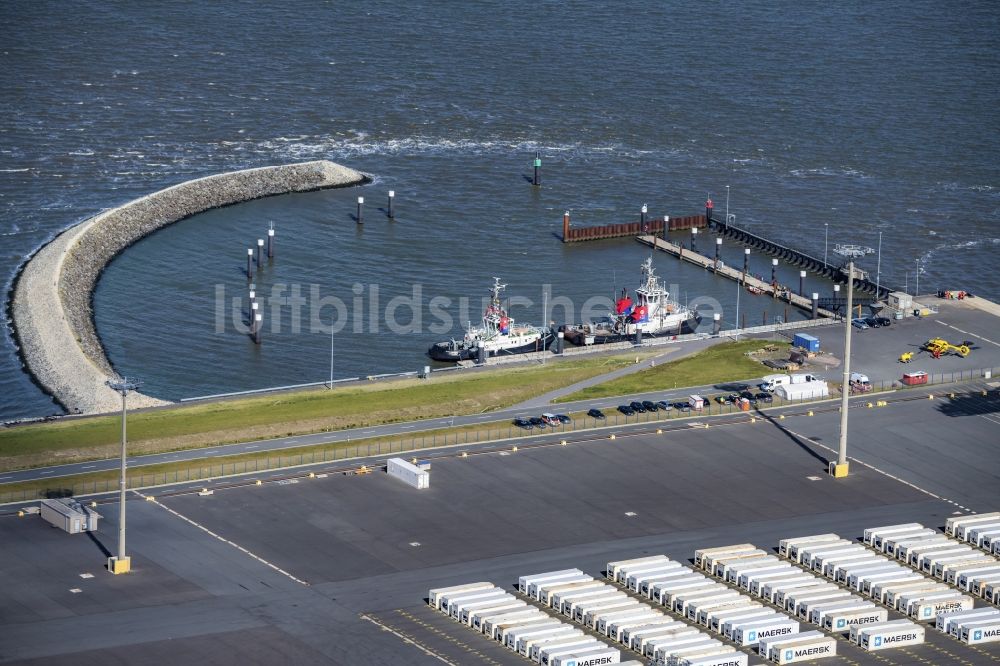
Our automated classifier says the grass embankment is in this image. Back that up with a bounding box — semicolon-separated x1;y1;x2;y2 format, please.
555;340;790;402
0;351;660;471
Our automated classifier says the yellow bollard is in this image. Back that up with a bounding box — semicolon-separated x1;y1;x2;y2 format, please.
750;417;756;423
867;402;873;408
17;510;24;518
411;457;417;464
704;423;710;429
656;429;663;434
949;393;955;399
609;434;616;440
807;410;814;416
779;414;785;420
360;465;368;472
255;479;262;486
560;440;567;446
146;495;154;502
90;501;97;508
928;394;934;400
309;471;315;478
461;452;468;458
512;446;518;452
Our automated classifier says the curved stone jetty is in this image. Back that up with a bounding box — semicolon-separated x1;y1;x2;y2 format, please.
11;160;367;415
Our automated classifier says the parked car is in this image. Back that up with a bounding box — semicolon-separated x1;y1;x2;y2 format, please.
618;405;635;416
755;392;773;403
587;408;606;420
540;413;561;426
851;318;869;329
740;391;758;404
529;416;546;428
630;401;646;413
714;394;730;404
874;316;891;327
674;401;691;412
641;400;658;412
513;417;533;430
555;414;572;424
863;316;881;328
656;400;671;410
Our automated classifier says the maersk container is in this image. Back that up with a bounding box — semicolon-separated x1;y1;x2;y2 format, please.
621;619;684;647
622;561;683;587
650;638;722;663
536;637;601;664
453;592;515;620
880;528;936;554
704;604;765;632
856;622;925;651
826;554;885;580
797;596;859;622
731;618;799;646
718;555;779;582
780;534;841;560
809;600;873;626
758;631;826;661
658;642;729;666
429;582;494;610
486;610;549;639
884;581;946;609
894;536;952;562
917;546;973;572
910;594;974;621
584;601;642;628
791;590;852;618
649;574;712;601
562;589;624;616
607;555;672;581
841;563;902;589
672;589;736;615
971;572;1000;597
758;576;817;604
986;581;1000;603
634;626;699;653
937;607;1000;635
948;562;1000;587
746;568;800;595
823;607;888;633
960;619;1000;644
788;538;848;564
896;587;955;613
697;599;759;626
776;584;834;610
796;542;854;568
709;551;771;577
719;610;780;637
468;599;527;628
494;616;556;642
848;619;914;644
908;541;969;567
953;513;1000;541
850;567;910;593
734;564;793;589
656;582;723;607
862;523;924;549
526;632;589;659
521;569;585;596
946;512;1000;537
867;574;925;601
547;580;608;608
645;634;715;659
628;562;684;591
464;598;524;626
937;555;995;580
510;624;576;652
978;528;1000;549
597;607;659;635
572;594;629;623
809;546;867;573
694;544;757;570
685;594;747;622
678;651;749;666
549;646;621;666
609;613;666;642
642;570;704;598
767;635;837;664
441;588;504;615
517;569;584;597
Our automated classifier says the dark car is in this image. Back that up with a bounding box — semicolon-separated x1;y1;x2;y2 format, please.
755;392;773;403
618;405;635;416
656;400;671;410
513;417;533;430
630;401;646;413
587;408;606;420
642;400;658;412
740;391;758;404
874;316;891;327
556;414;572;424
863;316;881;328
714;394;729;405
529;416;547;429
674;401;691;412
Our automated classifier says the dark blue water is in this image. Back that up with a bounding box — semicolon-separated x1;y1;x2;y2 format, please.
3;2;998;418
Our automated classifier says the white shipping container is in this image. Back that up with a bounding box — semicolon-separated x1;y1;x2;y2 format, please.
760;576;819;604
880;528;937;553
571;594;628;623
710;551;771;577
634;626;699;653
584;601;642;627
386;457;428;489
537;638;601;664
844;564;904;590
677;652;749;666
645;635;714;658
894;536;952;561
522;630;586;657
848;619;913;644
440;588;504;615
823;607;889;633
935;555;994;579
946;512;1000;537
562;589;624;616
537;577;597;605
620;619;684;647
907;541;969;566
694;544;757;570
660;643;730;666
508;624;574;651
521;569;584;595
910;594;974;621
429;582;494;609
621;561;682;587
885;581;948;609
609;613;665;642
856;623;925;651
918;547;974;572
696;599;758;626
546;580;607;607
937;608;1000;635
493;616;555;642
809;600;874;626
719;610;781;636
550;647;621;666
485;610;548;638
642;570;704;598
628;563;684;591
768;636;837;664
865;574;925;600
862;523;923;548
776;584;835;609
607;555;672;581
719;556;780;582
792;591;852;618
971;572;1000;597
961;619;1000;645
730;618;799;646
950;563;1000;587
780;534;841;559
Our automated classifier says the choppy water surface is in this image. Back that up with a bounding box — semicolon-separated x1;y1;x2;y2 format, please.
2;3;998;417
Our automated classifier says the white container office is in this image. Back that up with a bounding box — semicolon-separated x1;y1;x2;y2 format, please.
429;582;494;610
521;569;586;596
39;498;101;534
386;457;428;489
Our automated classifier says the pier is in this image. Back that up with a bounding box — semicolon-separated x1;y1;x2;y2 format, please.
637;234;839;318
561;212;707;242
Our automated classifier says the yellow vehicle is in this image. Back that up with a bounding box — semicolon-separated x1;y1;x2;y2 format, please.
899;351;913;363
922;338;971;359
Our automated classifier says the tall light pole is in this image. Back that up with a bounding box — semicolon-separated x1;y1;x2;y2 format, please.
725;185;730;228
106;377;141;574
915;259;920;298
328;309;336;389
734;276;742;341
831;245;873;478
824;223;829;267
875;231;882;299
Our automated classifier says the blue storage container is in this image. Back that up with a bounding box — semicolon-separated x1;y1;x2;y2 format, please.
793;333;820;352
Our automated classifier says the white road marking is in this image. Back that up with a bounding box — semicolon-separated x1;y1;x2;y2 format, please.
359;614;456;665
40;470;54;475
936;320;1000;347
137;491;308;586
81;465;95;469
245;445;259;449
0;476;11;480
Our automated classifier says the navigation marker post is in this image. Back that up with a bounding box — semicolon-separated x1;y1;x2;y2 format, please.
387;190;395;219
532;152;541;186
106;377;141;575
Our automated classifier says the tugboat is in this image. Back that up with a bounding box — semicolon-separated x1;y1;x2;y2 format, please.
428;278;554;362
561;257;700;346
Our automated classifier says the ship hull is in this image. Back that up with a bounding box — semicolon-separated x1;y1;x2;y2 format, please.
428;331;555;362
562;314;701;346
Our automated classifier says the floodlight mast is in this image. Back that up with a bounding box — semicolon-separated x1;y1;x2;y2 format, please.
830;245;873;478
105;376;141;574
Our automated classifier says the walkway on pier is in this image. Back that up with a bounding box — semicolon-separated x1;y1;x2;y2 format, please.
637;234;838;318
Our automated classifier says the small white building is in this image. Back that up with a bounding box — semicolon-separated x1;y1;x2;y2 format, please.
387;458;429;489
40;498;101;534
